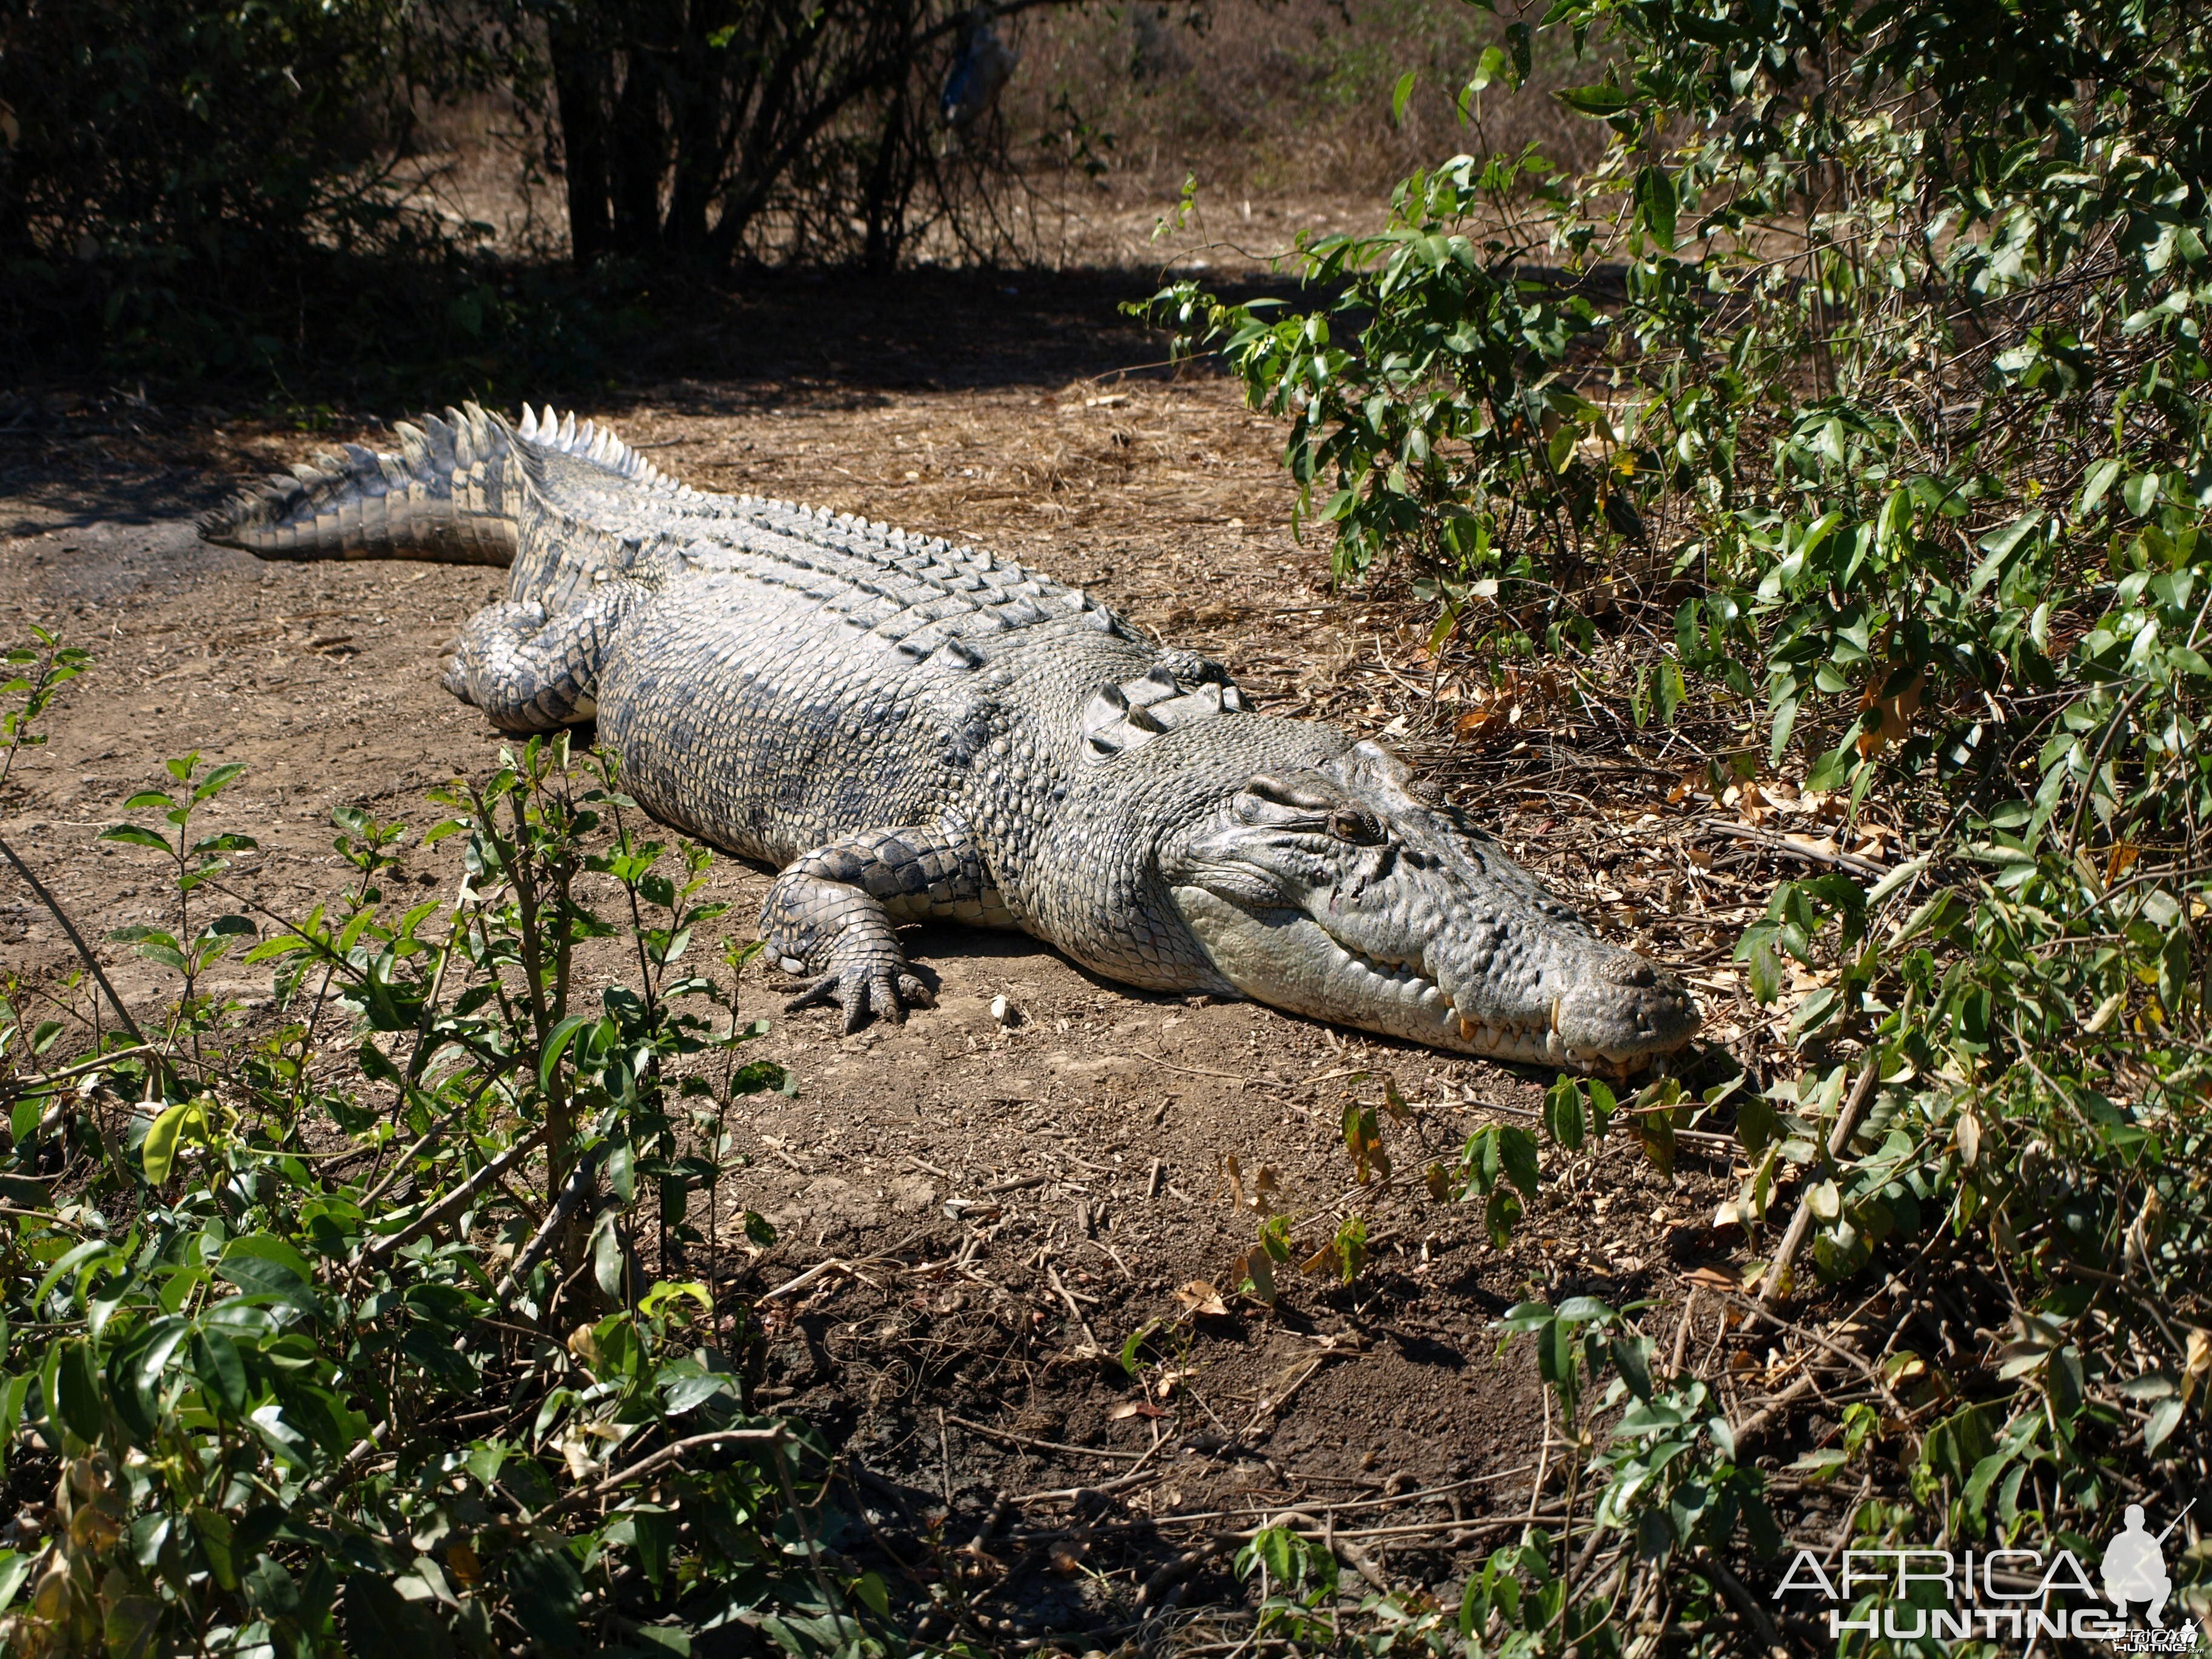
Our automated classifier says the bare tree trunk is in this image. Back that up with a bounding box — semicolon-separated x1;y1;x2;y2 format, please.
548;21;615;265
862;81;917;273
665;0;741;261
610;39;669;252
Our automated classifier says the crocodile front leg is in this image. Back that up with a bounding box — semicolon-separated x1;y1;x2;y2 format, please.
762;825;1004;1032
443;589;631;732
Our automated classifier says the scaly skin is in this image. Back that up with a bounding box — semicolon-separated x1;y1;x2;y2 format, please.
201;403;1700;1073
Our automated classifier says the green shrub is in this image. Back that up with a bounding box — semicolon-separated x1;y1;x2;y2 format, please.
0;643;892;1654
1154;0;2212;1641
0;0;515;377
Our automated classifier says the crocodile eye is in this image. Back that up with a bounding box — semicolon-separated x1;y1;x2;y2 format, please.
1329;808;1384;845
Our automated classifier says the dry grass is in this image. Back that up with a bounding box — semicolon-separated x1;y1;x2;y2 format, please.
1002;0;1606;199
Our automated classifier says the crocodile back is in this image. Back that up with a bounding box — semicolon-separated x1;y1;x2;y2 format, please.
514;405;1114;647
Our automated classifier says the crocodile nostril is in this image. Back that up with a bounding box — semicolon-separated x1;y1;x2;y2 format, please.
1618;960;1657;987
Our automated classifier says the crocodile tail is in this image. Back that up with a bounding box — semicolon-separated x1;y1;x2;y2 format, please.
198;403;522;565
511;402;677;487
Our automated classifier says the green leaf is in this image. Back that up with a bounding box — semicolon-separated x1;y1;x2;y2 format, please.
1120;1318;1162;1377
464;1440;510;1489
341;1572;455;1657
98;823;172;853
592;1216;626;1301
1610;1336;1653;1402
539;1013;597;1094
1747;938;1783;1004
224;1233;315;1286
1968;512;2042;592
1737;1092;1780;1155
1558;81;1631;116
1484;1184;1523;1248
355;1040;403;1088
2144;1395;2184;1455
1586;1078;1617;1134
140;1098;209;1186
53;1338;103;1442
1535;1317;1575;1405
33;1238;124;1311
0;1549;32;1615
1634;166;1677;247
1543;1078;1584;1150
662;1374;737;1415
505;1538;585;1654
2074;457;2123;517
0;1373;30;1472
193;1329;249;1416
216;1236;320;1316
1504;21;1530;84
1392;70;1416;124
1496;1125;1541;1196
1865;853;1931;906
192;762;247;801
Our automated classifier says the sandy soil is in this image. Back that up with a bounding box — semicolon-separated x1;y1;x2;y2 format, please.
0;275;1752;1644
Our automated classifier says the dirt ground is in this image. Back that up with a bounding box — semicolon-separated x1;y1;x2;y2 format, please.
0;274;1778;1645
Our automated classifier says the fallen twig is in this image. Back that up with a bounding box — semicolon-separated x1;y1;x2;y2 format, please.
537;1426;789;1524
1697;820;1889;879
948;1414;1150;1462
1045;1261;1100;1351
1128;1049;1248;1084
361;1124;548;1265
1730;1372;1820;1446
1693;1544;1786;1651
0;830;147;1045
1004;1464;1167;1504
1758;1057;1883;1304
494;1145;603;1309
1138;1544;1218;1609
0;1042;156;1101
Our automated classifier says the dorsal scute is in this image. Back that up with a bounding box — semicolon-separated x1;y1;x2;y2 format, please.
505;401;1138;659
1081;657;1249;762
513;401;674;491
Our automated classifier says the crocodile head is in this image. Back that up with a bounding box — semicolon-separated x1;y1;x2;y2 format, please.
1162;740;1698;1074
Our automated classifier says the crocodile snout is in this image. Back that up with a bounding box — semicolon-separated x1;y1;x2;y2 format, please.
1551;951;1700;1066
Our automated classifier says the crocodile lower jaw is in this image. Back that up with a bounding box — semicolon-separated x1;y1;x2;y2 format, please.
1170;886;1663;1076
1329;942;1609;1071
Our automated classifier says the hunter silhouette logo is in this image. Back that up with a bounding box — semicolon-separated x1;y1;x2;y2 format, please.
2103;1504;2177;1627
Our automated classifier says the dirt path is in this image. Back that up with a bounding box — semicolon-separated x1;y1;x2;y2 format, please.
0;278;1729;1643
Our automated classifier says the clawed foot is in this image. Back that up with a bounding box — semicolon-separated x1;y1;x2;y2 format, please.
784;960;936;1033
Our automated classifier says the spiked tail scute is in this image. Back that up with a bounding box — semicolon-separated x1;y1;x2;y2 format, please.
198;403;523;565
514;403;681;489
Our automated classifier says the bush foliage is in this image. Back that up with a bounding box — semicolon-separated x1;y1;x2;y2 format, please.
0;0;1096;378
0;0;526;378
0;663;894;1655
1156;0;2212;1644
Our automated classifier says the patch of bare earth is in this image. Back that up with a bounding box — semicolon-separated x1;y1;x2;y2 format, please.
0;280;1765;1647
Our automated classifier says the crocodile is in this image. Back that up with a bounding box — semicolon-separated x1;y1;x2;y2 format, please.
201;403;1699;1074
